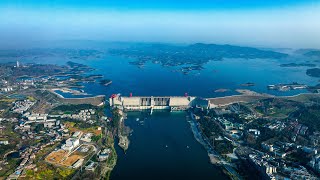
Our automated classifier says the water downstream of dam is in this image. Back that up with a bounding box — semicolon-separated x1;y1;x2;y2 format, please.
110;111;228;180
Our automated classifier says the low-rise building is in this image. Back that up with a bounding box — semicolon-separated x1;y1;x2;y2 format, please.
61;138;80;151
0;86;13;92
81;133;93;143
0;140;9;145
85;161;97;171
72;131;83;139
98;148;111;161
262;143;274;152
72;159;84;169
248;154;277;180
249;129;260;136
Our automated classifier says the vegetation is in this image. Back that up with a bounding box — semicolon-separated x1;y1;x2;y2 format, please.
24;164;75;180
34;123;45;133
0;122;20;157
291;105;320;132
198;117;222;138
0;98;17;118
0;154;21;177
214;140;234;154
306;68;320;77
280;63;316;67
105;171;111;180
0;99;14;109
110;108;121;129
64;120;102;135
222;113;247;124
109;43;288;70
91;135;102;142
286;149;310;165
52;104;97;113
253;98;299;118
0;49;102;60
7;63;67;78
22;142;75;180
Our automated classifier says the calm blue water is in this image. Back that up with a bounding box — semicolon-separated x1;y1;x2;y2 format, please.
74;56;319;97
4;55;319;97
6;152;20;159
111;112;228;180
54;75;70;80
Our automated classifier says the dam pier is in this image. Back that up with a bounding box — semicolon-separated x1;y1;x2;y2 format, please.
109;94;207;112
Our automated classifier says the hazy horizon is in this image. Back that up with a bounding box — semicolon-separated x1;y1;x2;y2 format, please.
1;0;320;49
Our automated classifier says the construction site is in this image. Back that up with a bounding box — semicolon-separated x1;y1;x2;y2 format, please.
45;144;93;168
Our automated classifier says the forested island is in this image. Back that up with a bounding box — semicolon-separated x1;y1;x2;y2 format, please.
280;63;316;67
306;68;320;77
109;43;288;72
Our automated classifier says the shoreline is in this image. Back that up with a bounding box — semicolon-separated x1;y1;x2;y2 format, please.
118;116;130;152
188;113;241;180
45;89;105;106
48;88;105;100
51;88;90;97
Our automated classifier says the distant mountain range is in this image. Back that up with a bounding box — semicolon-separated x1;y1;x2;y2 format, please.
2;43;320;67
304;50;320;58
0;49;104;60
109;43;288;67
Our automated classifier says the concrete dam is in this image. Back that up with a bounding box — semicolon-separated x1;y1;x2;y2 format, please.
109;94;208;111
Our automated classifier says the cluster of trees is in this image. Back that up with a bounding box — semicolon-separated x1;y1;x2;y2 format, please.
222;113;246;124
198;117;222;139
0;144;16;157
109;43;287;69
91;135;101;142
110;108;121;129
12;64;66;77
292;105;320;132
214;140;234;154
52;104;96;113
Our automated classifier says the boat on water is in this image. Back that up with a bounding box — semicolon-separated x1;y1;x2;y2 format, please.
240;82;255;87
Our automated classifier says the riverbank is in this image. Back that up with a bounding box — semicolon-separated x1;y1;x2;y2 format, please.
188;115;221;164
101;137;118;180
118;118;130;152
188;113;241;180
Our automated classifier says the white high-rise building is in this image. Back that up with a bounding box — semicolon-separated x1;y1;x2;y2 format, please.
16;61;20;68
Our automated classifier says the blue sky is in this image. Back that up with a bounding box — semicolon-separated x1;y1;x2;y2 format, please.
0;0;320;48
0;0;318;10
